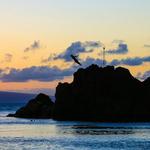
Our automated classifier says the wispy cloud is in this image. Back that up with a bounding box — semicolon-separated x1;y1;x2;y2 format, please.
42;41;130;64
22;56;29;60
109;56;150;66
106;43;129;54
41;54;57;63
141;71;150;80
112;40;125;44
144;44;150;48
0;66;74;82
4;53;13;62
80;57;105;67
1;55;150;82
24;40;41;52
0;53;13;63
53;41;102;62
0;41;150;82
81;56;150;67
136;70;150;81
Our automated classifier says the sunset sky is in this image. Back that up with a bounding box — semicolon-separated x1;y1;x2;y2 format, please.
0;0;150;95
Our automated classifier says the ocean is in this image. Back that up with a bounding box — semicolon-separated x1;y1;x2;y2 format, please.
1;103;150;150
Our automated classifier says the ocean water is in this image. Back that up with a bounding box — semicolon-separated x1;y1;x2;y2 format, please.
1;104;150;149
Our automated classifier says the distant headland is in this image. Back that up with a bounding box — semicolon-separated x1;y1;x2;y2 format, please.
7;64;150;122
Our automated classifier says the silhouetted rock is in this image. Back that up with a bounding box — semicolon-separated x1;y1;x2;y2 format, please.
8;64;150;122
53;64;150;122
7;93;54;119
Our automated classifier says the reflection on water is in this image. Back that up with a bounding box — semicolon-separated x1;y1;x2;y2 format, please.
1;116;150;149
55;124;135;135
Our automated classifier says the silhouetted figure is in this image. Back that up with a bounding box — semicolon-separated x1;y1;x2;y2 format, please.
71;55;82;66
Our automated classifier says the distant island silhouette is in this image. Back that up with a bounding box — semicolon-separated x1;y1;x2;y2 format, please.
7;64;150;122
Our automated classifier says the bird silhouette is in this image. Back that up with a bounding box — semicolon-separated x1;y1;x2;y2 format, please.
71;55;82;66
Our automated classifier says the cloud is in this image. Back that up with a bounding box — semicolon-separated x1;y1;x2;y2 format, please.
0;57;104;83
141;71;150;80
1;55;150;83
144;44;150;48
41;54;57;63
53;41;102;62
22;56;29;60
80;56;150;67
112;40;125;44
0;66;74;82
136;70;150;81
106;43;128;54
136;72;143;80
80;57;105;67
24;41;41;52
109;56;150;66
0;53;13;63
110;57;143;66
3;53;13;63
41;41;129;64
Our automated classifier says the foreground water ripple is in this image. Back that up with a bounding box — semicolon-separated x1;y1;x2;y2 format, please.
1;104;150;149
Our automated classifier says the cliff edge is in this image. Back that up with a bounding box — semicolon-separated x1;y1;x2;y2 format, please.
8;64;150;122
53;64;150;122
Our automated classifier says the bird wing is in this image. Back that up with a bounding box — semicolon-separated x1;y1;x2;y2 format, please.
74;58;82;66
70;55;82;66
74;55;79;58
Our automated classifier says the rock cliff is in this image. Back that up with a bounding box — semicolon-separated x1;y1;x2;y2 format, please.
53;64;150;122
7;93;54;119
8;65;150;122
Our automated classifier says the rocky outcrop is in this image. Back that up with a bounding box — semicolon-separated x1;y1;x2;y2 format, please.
8;64;150;122
7;93;54;119
53;64;150;122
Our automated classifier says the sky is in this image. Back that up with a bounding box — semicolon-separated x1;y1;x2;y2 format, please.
0;0;150;95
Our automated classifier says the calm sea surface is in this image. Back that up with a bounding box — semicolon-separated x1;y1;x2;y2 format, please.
0;103;150;150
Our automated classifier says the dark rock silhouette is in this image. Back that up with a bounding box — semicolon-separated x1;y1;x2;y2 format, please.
53;64;150;122
7;93;54;119
8;64;150;122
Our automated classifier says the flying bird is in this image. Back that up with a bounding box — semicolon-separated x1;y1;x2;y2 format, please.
71;54;82;66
